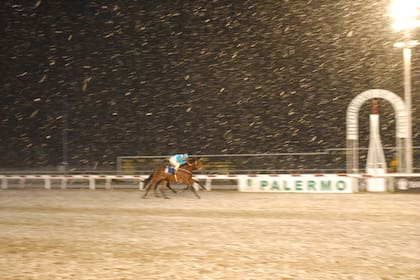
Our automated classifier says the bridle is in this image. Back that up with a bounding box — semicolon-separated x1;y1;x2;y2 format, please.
184;159;204;172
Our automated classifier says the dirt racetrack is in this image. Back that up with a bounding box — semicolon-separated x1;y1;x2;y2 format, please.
0;189;419;280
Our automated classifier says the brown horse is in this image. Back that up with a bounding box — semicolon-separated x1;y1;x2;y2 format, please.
142;158;206;199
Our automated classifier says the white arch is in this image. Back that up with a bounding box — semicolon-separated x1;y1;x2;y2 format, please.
347;89;408;140
346;89;408;173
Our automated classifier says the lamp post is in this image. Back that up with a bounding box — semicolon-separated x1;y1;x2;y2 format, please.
390;0;420;173
61;92;69;173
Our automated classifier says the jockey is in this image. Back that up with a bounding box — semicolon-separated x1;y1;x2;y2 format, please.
169;153;189;173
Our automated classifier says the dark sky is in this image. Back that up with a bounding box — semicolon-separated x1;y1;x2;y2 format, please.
1;0;419;171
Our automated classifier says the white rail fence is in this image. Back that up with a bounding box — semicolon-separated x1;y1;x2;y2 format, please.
0;174;349;190
0;174;147;190
0;174;244;190
1;173;419;192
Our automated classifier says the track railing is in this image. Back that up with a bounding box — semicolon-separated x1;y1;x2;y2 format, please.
1;173;419;192
0;173;358;191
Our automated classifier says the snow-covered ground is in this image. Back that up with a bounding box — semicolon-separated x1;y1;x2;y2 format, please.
0;189;419;279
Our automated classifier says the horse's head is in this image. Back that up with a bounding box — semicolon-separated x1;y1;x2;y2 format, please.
188;158;205;173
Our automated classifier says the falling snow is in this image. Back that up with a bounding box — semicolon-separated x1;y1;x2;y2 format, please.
0;0;419;170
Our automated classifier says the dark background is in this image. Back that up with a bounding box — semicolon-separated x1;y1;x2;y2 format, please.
1;0;419;171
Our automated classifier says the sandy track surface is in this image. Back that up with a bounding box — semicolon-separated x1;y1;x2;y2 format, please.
0;189;419;279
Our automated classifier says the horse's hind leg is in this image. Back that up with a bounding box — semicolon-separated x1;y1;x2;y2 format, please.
159;184;170;199
142;181;153;199
153;181;160;198
143;174;153;187
155;180;170;199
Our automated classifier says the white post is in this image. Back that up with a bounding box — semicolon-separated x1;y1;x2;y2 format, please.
61;177;67;189
366;101;387;192
205;178;212;191
89;177;95;190
390;0;419;173
2;178;7;189
403;43;413;173
44;177;51;190
19;178;25;188
105;178;112;190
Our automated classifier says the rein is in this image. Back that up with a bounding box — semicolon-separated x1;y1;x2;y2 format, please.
177;168;192;175
178;160;202;175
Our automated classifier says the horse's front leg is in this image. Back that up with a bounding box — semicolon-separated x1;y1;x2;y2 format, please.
193;179;207;191
188;183;201;199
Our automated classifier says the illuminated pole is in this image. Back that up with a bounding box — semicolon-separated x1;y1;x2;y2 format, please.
390;0;420;173
394;32;416;173
403;32;413;173
62;92;69;173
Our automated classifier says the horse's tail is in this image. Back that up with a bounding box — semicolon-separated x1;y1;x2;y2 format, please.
143;173;154;187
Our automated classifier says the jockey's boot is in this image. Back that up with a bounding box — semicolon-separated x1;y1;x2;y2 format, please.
174;168;178;182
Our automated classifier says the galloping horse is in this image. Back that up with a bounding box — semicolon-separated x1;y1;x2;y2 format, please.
142;158;206;199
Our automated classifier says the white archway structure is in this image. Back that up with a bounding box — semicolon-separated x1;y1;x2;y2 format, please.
346;89;408;173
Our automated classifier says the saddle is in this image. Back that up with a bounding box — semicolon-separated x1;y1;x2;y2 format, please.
165;166;175;174
165;163;188;175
